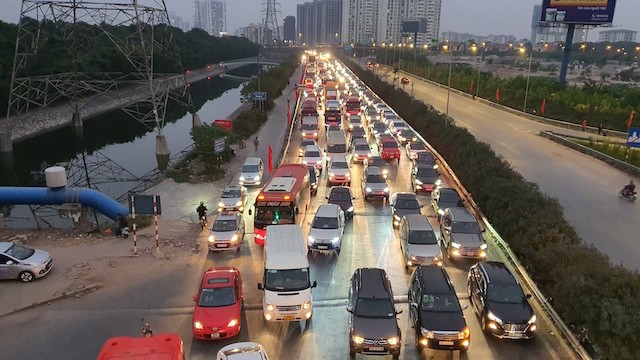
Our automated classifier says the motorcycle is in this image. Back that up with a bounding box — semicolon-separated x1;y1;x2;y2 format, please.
141;318;153;337
619;188;637;202
120;226;130;238
199;215;208;230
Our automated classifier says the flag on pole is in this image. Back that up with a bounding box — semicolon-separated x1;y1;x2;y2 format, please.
495;88;500;102
628;110;636;130
268;144;273;174
469;80;474;93
541;98;546;114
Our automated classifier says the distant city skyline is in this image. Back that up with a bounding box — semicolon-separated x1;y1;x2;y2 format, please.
1;0;639;42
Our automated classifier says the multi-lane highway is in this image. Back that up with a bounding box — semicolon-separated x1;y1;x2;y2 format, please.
0;60;576;359
372;63;640;271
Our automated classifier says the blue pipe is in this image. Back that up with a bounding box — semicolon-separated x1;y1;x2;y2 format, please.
0;187;129;221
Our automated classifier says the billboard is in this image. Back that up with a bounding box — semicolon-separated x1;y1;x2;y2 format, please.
628;127;640;149
540;0;616;24
401;18;428;34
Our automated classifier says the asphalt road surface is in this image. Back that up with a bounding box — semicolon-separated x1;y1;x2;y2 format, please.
0;63;575;360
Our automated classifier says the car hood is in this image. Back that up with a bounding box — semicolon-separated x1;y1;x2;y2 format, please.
486;301;534;324
309;228;341;240
211;230;237;240
394;208;420;219
240;171;260;178
366;182;388;190
304;156;322;163
439;200;461;210
26;249;51;265
352;316;399;339
407;243;441;258
420;310;466;332
354;149;370;156
450;233;484;246
193;302;239;328
382;147;400;153
330;168;350;176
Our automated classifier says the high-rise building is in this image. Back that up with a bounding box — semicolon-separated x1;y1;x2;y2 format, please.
531;5;587;46
169;11;190;32
297;0;342;46
239;23;268;44
194;0;226;36
598;29;637;42
342;0;441;47
283;16;296;42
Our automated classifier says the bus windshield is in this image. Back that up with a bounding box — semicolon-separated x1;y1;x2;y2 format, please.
255;206;295;226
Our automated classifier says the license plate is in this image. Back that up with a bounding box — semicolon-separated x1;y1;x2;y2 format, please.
439;341;454;346
209;333;220;339
369;346;384;351
318;245;328;250
283;315;295;321
217;243;229;248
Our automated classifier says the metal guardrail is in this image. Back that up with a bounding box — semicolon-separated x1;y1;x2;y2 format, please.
541;131;640;177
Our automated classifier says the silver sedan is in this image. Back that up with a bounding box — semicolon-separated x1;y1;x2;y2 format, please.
0;242;53;282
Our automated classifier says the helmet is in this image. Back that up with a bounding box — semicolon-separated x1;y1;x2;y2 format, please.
200;201;204;206
631;180;635;185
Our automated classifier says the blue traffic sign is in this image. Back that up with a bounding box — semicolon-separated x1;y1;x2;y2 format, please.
627;127;640;148
252;92;267;101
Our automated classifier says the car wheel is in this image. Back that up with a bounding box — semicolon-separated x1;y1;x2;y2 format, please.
349;348;356;358
392;353;400;360
19;271;35;283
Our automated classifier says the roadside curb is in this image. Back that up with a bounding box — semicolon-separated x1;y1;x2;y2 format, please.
0;282;103;319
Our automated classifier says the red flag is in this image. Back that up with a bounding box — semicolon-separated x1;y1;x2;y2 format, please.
268;144;273;174
495;88;500;102
541;98;546;114
469;79;474;93
628;110;636;130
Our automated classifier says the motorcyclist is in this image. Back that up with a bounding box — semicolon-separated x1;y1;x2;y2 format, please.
115;214;128;236
622;180;636;195
196;202;208;221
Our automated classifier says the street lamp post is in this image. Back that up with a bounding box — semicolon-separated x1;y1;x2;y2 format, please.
445;44;453;117
523;48;533;113
475;42;489;99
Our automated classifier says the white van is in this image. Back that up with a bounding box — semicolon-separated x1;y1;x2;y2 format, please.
239;157;264;186
257;225;317;323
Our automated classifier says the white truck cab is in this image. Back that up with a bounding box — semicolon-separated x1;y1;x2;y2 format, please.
257;225;317;323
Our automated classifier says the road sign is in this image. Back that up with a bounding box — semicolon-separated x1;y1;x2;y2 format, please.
214;137;226;154
129;195;162;215
252;92;267;101
627;127;640;148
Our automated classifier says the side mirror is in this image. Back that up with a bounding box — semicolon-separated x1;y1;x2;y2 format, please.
312;281;318;288
346;306;353;313
192;296;197;302
481;228;486;233
325;196;329;200
307;222;312;226
6;260;14;265
410;302;418;308
526;294;532;299
352;197;356;200
248;209;253;216
257;283;263;290
395;309;403;315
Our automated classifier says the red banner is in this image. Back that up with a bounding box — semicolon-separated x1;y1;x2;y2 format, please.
214;119;232;132
541;98;546;114
469;79;474;93
268;144;273;174
629;110;636;130
495;88;501;102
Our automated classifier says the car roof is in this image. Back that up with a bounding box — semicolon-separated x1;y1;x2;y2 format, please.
331;155;349;163
301;138;316;145
243;157;261;165
403;214;433;231
305;145;321;152
438;188;459;196
395;192;418;200
316;204;341;217
330;186;352;194
478;261;519;286
202;267;236;288
354;268;392;298
352;138;368;146
416;266;456;294
446;207;476;222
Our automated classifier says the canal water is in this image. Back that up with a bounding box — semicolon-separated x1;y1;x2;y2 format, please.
0;65;258;228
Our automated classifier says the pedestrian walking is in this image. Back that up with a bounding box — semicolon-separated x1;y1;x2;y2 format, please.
581;119;587;132
597;123;603;135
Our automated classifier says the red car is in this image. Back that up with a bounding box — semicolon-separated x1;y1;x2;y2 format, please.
378;135;401;160
192;267;243;340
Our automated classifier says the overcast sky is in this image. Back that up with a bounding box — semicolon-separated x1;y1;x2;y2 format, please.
1;0;638;42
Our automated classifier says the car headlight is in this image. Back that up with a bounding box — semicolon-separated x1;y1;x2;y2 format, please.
459;326;470;339
382;169;389;175
308;235;316;243
437;209;445;215
433;164;439;169
266;303;275;312
383;187;389;192
239;176;245;181
314;132;317;136
421;328;434;338
365;187;372;192
415;179;423;185
487;311;503;324
208;235;214;242
331;236;340;244
410;255;417;261
302;132;306;136
329;172;335;178
235;200;243;207
303;300;312;310
303;160;308;164
347;206;354;212
253;175;260;181
317;160;322;164
387;337;399;346
480;243;488;250
393;214;401;220
231;234;239;242
352;335;365;344
227;319;238;327
193;321;204;330
451;242;462;249
528;314;537;324
218;202;225;208
435;179;442;186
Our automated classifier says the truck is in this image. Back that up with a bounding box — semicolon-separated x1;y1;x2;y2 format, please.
257;225;317;323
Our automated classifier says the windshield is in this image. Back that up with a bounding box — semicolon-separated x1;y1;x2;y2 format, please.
326;101;340;108
439;191;461;204
242;165;259;172
198;287;236;307
366;174;386;183
374;124;386;130
393;122;405;127
420;294;460;312
305;151;321;158
327;144;347;153
395;199;420;209
332;161;348;169
354;144;370;151
408;230;438;245
213;220;237;232
312;216;339;229
301;140;315;148
4;243;35;260
451;221;481;234
401;130;414;137
416;168;437;178
301;124;316;130
255;207;295;226
487;284;526;304
355;298;395;318
329;190;352;201
265;268;310;291
222;189;241;198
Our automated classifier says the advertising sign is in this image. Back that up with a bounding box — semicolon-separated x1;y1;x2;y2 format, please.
252;92;267;101
213;137;226;154
401;18;428;34
214;119;232;132
540;0;616;24
129;195;162;215
627;127;640;149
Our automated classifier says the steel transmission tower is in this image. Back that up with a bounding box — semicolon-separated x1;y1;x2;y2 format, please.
262;0;281;45
6;0;193;170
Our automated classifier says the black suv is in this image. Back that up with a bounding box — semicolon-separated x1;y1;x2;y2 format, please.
348;268;402;359
409;266;470;352
467;261;537;339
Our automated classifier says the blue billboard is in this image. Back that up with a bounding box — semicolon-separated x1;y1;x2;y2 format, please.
627;127;640;149
540;0;616;24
